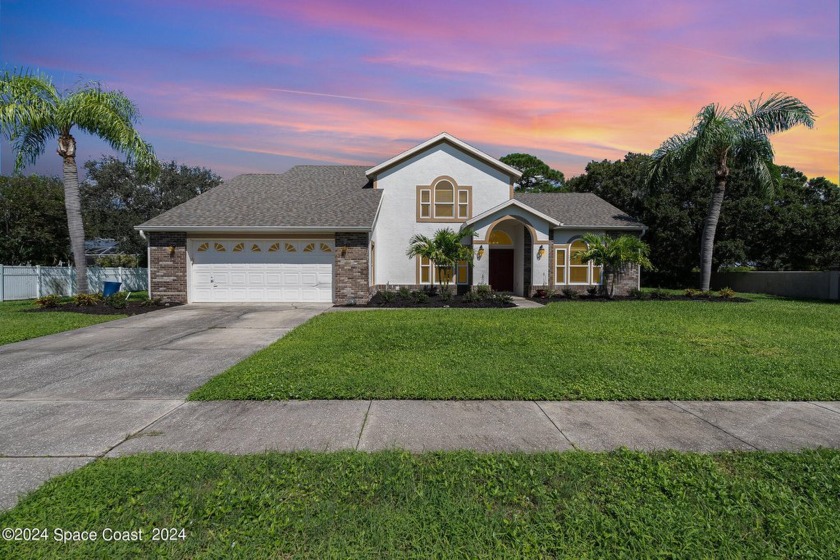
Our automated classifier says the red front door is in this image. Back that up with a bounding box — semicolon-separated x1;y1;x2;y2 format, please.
489;249;514;292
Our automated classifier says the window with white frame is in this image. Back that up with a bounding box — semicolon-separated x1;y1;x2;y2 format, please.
554;240;602;285
418;256;469;285
417;178;471;221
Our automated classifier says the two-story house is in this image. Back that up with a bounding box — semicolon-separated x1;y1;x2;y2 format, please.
137;133;645;304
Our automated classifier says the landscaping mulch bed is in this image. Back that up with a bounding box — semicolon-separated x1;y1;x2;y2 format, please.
28;301;181;316
362;291;515;308
529;295;752;304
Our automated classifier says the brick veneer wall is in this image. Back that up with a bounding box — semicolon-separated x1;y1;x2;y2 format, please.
334;232;370;305
148;232;188;303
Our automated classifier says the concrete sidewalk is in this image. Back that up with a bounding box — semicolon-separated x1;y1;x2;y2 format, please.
2;399;839;510
105;400;840;456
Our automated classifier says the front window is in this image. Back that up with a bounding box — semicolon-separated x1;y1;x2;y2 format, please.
417;178;471;221
419;256;469;285
434;181;454;218
569;240;588;283
554;240;602;285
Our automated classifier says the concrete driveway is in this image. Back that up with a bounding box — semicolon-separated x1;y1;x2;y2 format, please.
0;303;329;509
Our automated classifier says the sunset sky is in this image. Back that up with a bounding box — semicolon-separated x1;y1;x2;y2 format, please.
2;0;838;183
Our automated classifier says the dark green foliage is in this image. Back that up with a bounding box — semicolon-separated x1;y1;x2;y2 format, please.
0;175;70;265
140;296;163;307
72;293;102;306
628;288;646;299
379;289;397;303
2;450;838;558
82;157;221;264
566;155;840;285
500;152;566;192
95;254;139;267
718;287;736;299
561;287;578;299
34;294;62;308
474;284;492;298
411;290;429;303
104;293;127;309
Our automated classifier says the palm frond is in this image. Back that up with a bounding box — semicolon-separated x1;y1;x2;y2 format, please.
61;85;157;170
0;69;60;171
733;92;815;136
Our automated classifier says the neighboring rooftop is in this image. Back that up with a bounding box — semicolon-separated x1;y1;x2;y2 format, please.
514;192;645;229
138;166;381;230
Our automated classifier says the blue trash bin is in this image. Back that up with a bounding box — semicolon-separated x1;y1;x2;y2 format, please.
103;281;122;297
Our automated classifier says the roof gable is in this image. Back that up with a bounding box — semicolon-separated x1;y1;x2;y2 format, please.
365;133;522;181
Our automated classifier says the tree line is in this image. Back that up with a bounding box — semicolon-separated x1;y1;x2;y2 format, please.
0;159;220;266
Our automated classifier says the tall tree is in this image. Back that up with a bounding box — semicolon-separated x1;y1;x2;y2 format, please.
0;175;70;265
648;93;814;290
0;69;156;293
500;153;566;192
82;157;221;263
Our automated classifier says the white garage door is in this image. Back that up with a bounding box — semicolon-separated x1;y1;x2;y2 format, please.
190;239;334;302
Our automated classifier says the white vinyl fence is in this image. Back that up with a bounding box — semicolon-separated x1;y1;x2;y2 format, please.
0;265;148;301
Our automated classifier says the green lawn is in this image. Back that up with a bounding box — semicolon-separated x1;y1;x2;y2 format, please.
0;299;126;346
1;450;837;558
191;295;840;401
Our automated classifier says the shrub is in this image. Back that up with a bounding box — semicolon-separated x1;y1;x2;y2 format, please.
104;293;128;309
718;287;736;299
379;290;396;303
586;286;599;297
398;286;411;299
72;293;102;306
492;292;513;305
475;284;492;299
699;290;714;299
649;287;670;300
462;290;479;303
628;288;646;300
411;291;429;304
684;288;699;298
561;287;578;299
35;294;63;308
423;284;438;297
440;290;452;302
534;289;548;299
140;297;164;307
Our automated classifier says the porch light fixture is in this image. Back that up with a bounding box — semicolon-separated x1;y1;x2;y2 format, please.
477;245;485;259
537;245;545;260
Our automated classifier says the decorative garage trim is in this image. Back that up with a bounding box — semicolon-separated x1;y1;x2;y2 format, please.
189;238;334;303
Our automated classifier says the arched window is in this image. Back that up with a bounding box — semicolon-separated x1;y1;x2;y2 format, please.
434;180;454;218
417;178;472;221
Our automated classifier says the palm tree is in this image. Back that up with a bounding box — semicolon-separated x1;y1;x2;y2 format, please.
574;233;653;297
648;93;814;291
406;228;476;290
0;69;156;293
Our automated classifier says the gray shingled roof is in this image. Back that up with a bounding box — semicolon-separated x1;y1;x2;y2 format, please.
514;193;644;228
138;166;381;229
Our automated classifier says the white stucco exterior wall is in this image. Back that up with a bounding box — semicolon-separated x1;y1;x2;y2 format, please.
371;143;513;285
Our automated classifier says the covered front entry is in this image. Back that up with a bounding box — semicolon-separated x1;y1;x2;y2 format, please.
483;219;537;296
489;248;515;292
189;239;334;302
